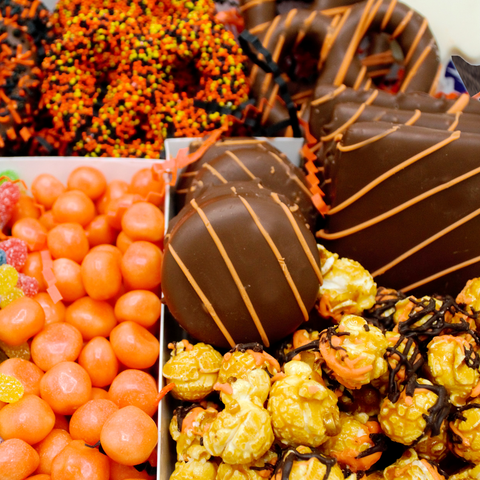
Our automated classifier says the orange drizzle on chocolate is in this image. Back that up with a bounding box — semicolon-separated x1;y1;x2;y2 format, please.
224;150;257;179
404;18;428;66
319;8;351;71
447;111;462;131
380;0;397;30
404;109;421;125
390;9;413;39
400;40;434;92
447;94;470;114
311;84;347;107
202;163;228;184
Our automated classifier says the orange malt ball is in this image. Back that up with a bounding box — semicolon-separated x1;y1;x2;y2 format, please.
51;258;86;303
106;193;141;230
110;322;159;370
81;250;122;301
116;231;133;254
69;399;119;445
85;214;118;247
109;459;155;480
31;174;66;210
121;241;162;290
34;429;72;475
8;194;42;227
40;361;92;415
67;167;107;201
91;388;110;400
47;223;89;264
0;357;44;396
0;438;40;480
108;369;160;417
33;293;66;325
52;190;96;227
31;323;83;371
100;406;157;466
114;290;161;328
78;337;118;388
66;298;117;341
121;202;164;243
97;180;129;215
26;475;51;480
0;296;45;346
22;252;48;292
50;440;109;480
0;394;55;444
89;244;122;265
39;210;59;231
12;217;47;251
129;168;165;206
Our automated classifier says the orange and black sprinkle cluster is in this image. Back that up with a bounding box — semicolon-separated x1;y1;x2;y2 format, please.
0;0;50;154
41;0;250;158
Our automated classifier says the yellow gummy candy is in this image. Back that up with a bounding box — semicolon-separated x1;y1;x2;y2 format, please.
0;264;18;296
0;373;24;403
0;340;31;361
0;286;24;309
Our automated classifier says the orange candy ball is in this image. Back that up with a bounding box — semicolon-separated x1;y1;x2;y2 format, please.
34;429;72;475
22;252;48;292
97;180;129;215
0;358;44;396
40;361;92;415
52;258;86;303
66;297;117;341
67;167;107;201
100;406;158;466
12;217;47;251
85;214;118;247
69;399;119;445
121;202;164;243
91;387;110;400
50;440;109;480
0;297;45;346
116;231;133;254
31;323;83;371
81;250;122;301
47;223;89;263
114;290;161;328
106;194;141;230
0;438;39;480
78;337;118;388
109;460;155;480
8;194;41;227
33;293;66;325
110;321;159;370
121;241;162;290
39;210;59;231
31;174;66;210
0;394;55;444
89;244;122;265
108;370;160;417
52;190;96;227
26;475;51;480
129;168;165;206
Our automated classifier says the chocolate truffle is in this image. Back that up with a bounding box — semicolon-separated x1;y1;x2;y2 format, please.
163;182;323;349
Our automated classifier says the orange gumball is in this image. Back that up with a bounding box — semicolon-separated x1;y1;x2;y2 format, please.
22;252;48;292
0;297;45;346
47;223;89;263
108;370;160;417
81;250;122;301
114;290;161;328
52;190;96;227
53;414;69;431
12;217;47;251
0;358;44;396
116;231;133;254
8;194;41;227
31;323;83;371
0;394;55;445
67;167;107;201
33;293;66;325
51;258;86;303
50;440;109;480
129;168;165;206
39;210;59;231
26;475;51;480
110;322;159;370
121;241;162;290
78;337;118;388
65;297;117;341
106;193;141;230
31;174;66;210
40;361;92;415
109;459;155;480
85;215;118;247
34;429;72;475
69;399;119;445
121;202;164;243
100;406;157;466
91;388;110;400
89;244;122;265
0;438;39;480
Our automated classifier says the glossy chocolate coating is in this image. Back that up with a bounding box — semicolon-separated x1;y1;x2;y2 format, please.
185;146;318;230
163;182;322;349
175;137;284;212
309;84;480;139
319;121;480;296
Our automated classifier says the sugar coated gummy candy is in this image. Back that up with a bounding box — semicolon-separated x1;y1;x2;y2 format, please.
0;264;24;308
0;181;21;229
0;238;28;271
0;372;24;403
16;273;39;298
0;250;6;266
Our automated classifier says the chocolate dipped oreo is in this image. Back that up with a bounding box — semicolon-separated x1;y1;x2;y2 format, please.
185;146;318;230
163;182;323;349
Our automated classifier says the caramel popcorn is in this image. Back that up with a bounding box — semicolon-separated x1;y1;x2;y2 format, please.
169;445;217;480
383;449;445;480
449;400;480;463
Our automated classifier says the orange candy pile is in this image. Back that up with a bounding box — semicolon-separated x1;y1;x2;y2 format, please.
0;165;166;479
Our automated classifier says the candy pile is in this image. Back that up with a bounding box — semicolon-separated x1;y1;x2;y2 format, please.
163;247;480;479
0;166;167;479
